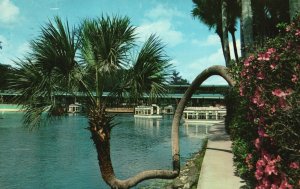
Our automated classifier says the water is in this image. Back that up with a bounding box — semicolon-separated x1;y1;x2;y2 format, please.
0;113;209;189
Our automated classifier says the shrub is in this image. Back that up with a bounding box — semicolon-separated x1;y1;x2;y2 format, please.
229;15;300;188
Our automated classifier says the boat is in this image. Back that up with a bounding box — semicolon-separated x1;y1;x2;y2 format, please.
183;106;226;124
67;103;82;113
134;104;163;118
162;105;175;115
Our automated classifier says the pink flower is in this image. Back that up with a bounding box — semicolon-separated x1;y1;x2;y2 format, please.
272;89;293;98
272;89;286;97
289;162;299;169
270;105;276;114
244;55;255;67
292;74;298;83
270;63;277;70
296;29;300;36
262;151;272;162
246;154;253;169
258;53;270;61
279;180;293;189
265;164;278;175
256;159;266;169
254;138;261;149
267;48;276;55
257;72;265;80
239;86;244;96
262;177;271;188
258;128;268;137
244;59;250;67
255;168;264;180
278;98;289;109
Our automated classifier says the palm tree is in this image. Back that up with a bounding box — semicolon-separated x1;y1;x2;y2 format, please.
289;0;300;21
192;0;240;65
221;0;231;65
240;0;253;57
10;16;176;188
227;0;240;62
80;16;136;105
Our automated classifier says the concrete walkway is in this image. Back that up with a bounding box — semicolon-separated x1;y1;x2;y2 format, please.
197;122;245;189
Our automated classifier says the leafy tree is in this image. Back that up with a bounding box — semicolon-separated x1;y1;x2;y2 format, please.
170;70;189;85
0;64;12;91
10;16;174;188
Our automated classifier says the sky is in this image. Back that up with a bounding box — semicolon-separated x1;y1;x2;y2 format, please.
0;0;241;85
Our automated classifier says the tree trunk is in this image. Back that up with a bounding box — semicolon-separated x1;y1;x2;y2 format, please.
89;105;178;189
229;29;239;62
89;66;235;188
216;27;226;64
241;0;253;57
289;0;300;22
222;0;231;66
171;65;235;178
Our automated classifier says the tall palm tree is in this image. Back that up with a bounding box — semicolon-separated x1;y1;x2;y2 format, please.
240;0;253;57
10;16;176;188
227;0;240;62
221;0;231;65
192;0;240;65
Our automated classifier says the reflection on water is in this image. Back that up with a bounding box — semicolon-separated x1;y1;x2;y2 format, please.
183;123;210;138
0;113;208;189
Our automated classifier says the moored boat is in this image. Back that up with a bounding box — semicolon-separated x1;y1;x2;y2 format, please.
68;103;82;113
162;105;174;115
183;106;226;124
134;104;162;118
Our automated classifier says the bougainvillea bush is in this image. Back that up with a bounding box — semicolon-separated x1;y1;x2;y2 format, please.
228;15;300;188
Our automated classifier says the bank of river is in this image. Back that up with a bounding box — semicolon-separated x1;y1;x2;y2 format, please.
0;113;209;189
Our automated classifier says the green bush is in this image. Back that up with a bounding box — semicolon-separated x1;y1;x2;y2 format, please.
228;15;300;188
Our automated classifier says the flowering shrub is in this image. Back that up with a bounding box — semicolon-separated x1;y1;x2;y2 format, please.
228;15;300;188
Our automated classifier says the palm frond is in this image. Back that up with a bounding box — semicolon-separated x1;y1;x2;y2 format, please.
9;17;82;128
128;34;172;102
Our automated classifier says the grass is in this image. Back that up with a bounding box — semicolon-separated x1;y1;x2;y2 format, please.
190;139;208;189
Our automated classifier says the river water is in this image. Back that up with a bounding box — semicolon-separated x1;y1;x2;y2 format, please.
0;113;208;189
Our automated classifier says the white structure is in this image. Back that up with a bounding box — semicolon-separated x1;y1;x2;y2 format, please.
134;104;162;118
163;105;174;115
68;103;82;113
183;106;226;123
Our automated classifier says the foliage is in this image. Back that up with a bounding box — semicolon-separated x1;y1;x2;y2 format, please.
0;64;13;91
170;70;189;85
191;0;240;63
228;15;300;188
251;0;290;44
9;16;172;126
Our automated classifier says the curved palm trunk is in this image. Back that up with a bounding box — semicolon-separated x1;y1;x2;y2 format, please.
241;0;253;57
90;66;235;189
289;0;300;21
222;0;231;66
88;105;178;189
171;65;235;165
229;29;239;62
